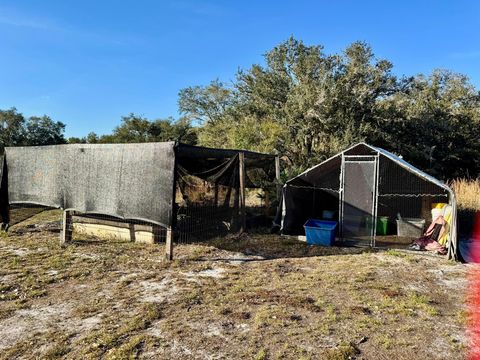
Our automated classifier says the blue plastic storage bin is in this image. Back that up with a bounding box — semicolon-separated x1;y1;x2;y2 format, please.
304;219;338;246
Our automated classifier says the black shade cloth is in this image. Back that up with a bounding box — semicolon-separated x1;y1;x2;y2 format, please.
378;154;446;195
176;144;276;188
3;143;176;226
0;142;276;228
177;155;240;187
0;154;8;224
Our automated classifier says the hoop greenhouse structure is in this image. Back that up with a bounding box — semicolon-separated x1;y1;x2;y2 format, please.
278;143;458;259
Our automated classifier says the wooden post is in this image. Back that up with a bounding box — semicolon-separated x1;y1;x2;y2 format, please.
275;154;281;202
239;152;246;233
165;227;173;261
129;223;136;242
60;210;73;246
421;197;432;221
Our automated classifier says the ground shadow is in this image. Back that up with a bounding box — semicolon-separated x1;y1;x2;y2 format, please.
189;229;374;261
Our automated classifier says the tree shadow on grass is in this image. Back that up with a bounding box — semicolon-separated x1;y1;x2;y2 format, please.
195;230;373;261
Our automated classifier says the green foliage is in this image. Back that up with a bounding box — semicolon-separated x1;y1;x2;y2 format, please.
24;116;66;146
67;114;197;145
179;37;480;179
0;108;66;148
0;108;25;148
377;70;480;178
178;79;234;125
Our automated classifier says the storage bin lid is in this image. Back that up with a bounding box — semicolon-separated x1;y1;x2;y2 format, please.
304;219;338;230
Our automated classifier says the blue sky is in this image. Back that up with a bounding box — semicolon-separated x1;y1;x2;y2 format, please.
0;1;479;138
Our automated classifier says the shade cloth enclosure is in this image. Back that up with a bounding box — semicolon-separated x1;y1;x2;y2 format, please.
0;142;277;258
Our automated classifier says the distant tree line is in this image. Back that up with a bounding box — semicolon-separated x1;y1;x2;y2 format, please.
2;37;480;179
66;114;197;145
0;110;197;150
0;108;66;149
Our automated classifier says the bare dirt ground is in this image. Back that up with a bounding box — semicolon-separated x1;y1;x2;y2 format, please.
0;210;471;359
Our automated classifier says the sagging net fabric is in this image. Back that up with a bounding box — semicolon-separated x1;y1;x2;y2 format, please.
175;152;277;242
1;143;176;227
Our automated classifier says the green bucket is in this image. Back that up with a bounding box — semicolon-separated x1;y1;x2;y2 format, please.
365;216;389;235
376;216;389;235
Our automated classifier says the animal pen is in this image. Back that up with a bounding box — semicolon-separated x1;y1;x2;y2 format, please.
278;143;458;259
0;143;279;259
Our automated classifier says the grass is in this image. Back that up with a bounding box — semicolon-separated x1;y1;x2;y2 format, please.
450;178;480;211
0;209;470;359
450;178;480;236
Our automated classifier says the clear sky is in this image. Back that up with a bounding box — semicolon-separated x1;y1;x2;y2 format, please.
1;0;479;138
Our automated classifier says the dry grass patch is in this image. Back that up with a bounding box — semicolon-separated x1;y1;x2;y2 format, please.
0;210;470;359
450;178;480;211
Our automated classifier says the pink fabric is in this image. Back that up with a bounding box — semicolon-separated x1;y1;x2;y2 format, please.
412;215;447;255
424;239;446;254
415;236;445;252
425;215;446;240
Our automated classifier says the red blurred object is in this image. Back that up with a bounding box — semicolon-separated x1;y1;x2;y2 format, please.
472;212;480;262
468;212;480;359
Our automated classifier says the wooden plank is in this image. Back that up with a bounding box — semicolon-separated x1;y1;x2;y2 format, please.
165;227;173;261
421;197;432;222
73;223;157;243
239;152;246;233
72;215;130;228
60;210;73;246
72;215;156;232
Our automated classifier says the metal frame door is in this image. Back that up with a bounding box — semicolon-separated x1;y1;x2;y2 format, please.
339;155;379;246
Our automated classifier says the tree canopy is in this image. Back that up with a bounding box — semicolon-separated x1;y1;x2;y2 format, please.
178;37;480;179
67;114;197;145
0;108;66;150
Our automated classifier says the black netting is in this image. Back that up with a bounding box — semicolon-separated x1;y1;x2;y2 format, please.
0;154;8;225
175;152;276;243
344;144;377;156
378;155;447;196
293;155;341;190
342;160;376;244
281;185;339;235
1;142;277;245
376;195;448;224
